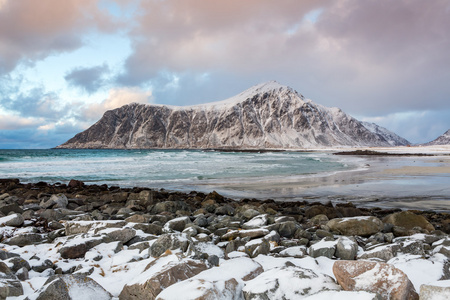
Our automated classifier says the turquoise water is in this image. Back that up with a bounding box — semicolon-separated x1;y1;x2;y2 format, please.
0;149;358;190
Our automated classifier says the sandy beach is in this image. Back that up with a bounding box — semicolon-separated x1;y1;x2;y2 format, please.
200;146;450;212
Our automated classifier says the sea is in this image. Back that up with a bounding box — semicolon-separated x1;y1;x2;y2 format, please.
1;149;449;211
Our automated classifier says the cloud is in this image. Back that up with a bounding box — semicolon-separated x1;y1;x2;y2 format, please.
0;87;71;121
114;0;450;117
65;64;110;94
0;114;45;130
82;86;153;121
0;0;119;74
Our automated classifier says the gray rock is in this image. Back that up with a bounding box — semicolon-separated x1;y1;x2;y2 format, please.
5;257;31;272
244;238;270;258
242;209;261;220
104;228;136;243
16;267;29;281
29;274;112;300
31;259;54;273
327;216;383;237
149;233;193;257
0;203;23;216
193;215;208;227
163;216;191;233
119;256;207;300
309;239;337;258
335;236;358;260
243;265;341;299
207;254;220;266
4;233;45;246
0;278;23;298
0;213;24;227
242;214;269;229
277;221;299;238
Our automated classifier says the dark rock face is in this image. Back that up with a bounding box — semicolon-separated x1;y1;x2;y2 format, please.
57;82;408;149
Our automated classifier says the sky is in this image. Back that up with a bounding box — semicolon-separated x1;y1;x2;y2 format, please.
0;0;449;148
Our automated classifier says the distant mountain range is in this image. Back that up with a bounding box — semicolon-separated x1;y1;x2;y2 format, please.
57;81;410;149
423;129;450;146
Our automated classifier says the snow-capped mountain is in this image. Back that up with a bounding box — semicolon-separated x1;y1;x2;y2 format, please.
423;129;450;146
57;81;409;149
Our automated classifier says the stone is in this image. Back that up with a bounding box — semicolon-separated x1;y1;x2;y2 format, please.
305;205;339;219
131;223;162;235
207;254;220;267
5;256;31;272
16;267;29;281
50;193;69;209
0;203;23;215
242;214;268;229
335;236;359;260
151;201;190;214
31;259;54;273
102;228;136;243
244;238;270;258
0;262;23;298
309;239;337;258
243;265;341;299
163;216;191;232
242;208;261;220
309;214;330;225
383;211;435;232
149;233;193;257
29;274;112;300
0;213;24;227
277;221;299;238
420;281;450;300
333;260;419;300
215;204;235;216
125;214;149;223
327;216;383;237
119;255;207;300
156;257;263;300
4;233;45;246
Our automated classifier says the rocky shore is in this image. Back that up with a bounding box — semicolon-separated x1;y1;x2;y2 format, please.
0;178;449;299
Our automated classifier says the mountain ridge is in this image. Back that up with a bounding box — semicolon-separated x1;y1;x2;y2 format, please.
423;129;450;146
57;81;410;149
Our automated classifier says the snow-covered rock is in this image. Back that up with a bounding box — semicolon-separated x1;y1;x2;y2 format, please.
243;265;341;299
333;260;419;300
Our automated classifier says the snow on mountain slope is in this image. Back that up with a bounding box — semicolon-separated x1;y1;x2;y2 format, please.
57;81;410;149
423;129;450;146
361;122;410;146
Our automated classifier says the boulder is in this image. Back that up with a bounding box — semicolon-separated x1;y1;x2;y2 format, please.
29;274;112;300
242;214;268;229
420;280;450;300
309;239;337;258
3;233;45;246
383;211;434;232
327;216;383;237
163;216;191;233
0;262;23;298
243;265;341;299
156;257;263;300
277;221;299;238
333;260;419;300
149;233;193;257
119;255;207;300
101;228;136;243
244;238;270;258
0;213;24;227
49;193;69;209
335;236;359;260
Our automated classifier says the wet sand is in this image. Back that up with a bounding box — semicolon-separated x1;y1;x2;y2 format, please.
197;152;450;212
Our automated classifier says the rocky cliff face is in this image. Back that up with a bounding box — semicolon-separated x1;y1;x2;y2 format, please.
423;129;450;146
58;81;409;149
